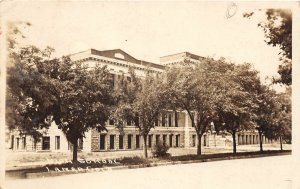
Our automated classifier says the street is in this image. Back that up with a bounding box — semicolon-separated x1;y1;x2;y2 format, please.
4;155;292;189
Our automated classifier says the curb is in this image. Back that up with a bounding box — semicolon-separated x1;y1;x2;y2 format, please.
22;152;291;179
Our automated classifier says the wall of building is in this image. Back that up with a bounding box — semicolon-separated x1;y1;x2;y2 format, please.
9;122;93;152
237;131;274;145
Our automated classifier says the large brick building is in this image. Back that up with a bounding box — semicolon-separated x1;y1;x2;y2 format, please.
8;49;272;152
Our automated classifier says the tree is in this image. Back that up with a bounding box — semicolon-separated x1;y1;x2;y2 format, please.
165;58;232;155
111;68;141;134
113;68;167;158
7;46;114;162
254;85;278;152
243;9;292;85
6;46;56;141
264;87;291;150
6;21;32;51
5;21;34;138
216;63;260;153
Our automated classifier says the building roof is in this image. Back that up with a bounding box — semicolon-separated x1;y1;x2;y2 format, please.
71;48;165;70
160;51;204;64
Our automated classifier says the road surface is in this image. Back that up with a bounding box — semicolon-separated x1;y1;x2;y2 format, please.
4;155;292;189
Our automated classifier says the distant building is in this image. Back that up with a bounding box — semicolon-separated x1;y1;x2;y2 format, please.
160;51;204;66
8;49;271;152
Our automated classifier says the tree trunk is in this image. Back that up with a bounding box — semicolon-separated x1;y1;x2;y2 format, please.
232;131;237;154
259;131;263;152
72;138;78;163
279;136;283;151
143;134;148;158
197;134;202;155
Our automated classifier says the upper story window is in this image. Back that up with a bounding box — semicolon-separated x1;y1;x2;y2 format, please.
155;116;159;126
114;53;125;59
168;114;172;127
174;111;178;127
126;118;133;126
162;113;166;127
109;119;114;126
109;73;115;88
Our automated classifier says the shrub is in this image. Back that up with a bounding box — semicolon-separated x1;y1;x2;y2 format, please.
119;156;149;165
152;141;170;158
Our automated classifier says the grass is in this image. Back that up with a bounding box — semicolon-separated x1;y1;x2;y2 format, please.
6;144;291;166
119;156;151;165
7;149;291;176
164;150;291;162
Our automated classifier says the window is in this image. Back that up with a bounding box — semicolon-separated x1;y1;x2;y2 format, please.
114;53;125;59
155;116;159;126
176;135;180;147
163;135;167;145
192;135;196;147
16;138;20;150
127;76;131;82
67;140;82;151
100;134;106;150
174;111;178;127
55;136;60;150
148;135;153;148
22;137;26;150
128;135;132;149
119;135;124;149
33;138;37;150
162;113;166;127
109;119;114;126
134;116;139;127
156;135;160;144
109;73;115;88
78;138;83;150
191;113;195;127
169;135;173;147
168;114;172;127
136;135;140;149
42;136;50;150
10;135;14;149
110;135;115;149
126;118;131;126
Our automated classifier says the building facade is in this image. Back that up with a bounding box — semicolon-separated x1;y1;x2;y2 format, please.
8;49;270;152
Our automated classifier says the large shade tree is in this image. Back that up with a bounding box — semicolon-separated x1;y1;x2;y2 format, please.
244;9;292;85
216;63;260;153
6;46;57;141
113;68;167;158
165;57;232;155
7;46;114;162
264;87;291;150
254;85;278;152
5;21;37;138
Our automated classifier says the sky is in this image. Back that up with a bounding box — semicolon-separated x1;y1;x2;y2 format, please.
0;1;295;91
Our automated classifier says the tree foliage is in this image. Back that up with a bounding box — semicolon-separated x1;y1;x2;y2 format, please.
165;58;232;155
243;9;292;85
254;84;278;151
6;21;32;51
215;63;260;153
7;46;114;162
6;46;56;140
264;87;291;146
113;68;167;158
